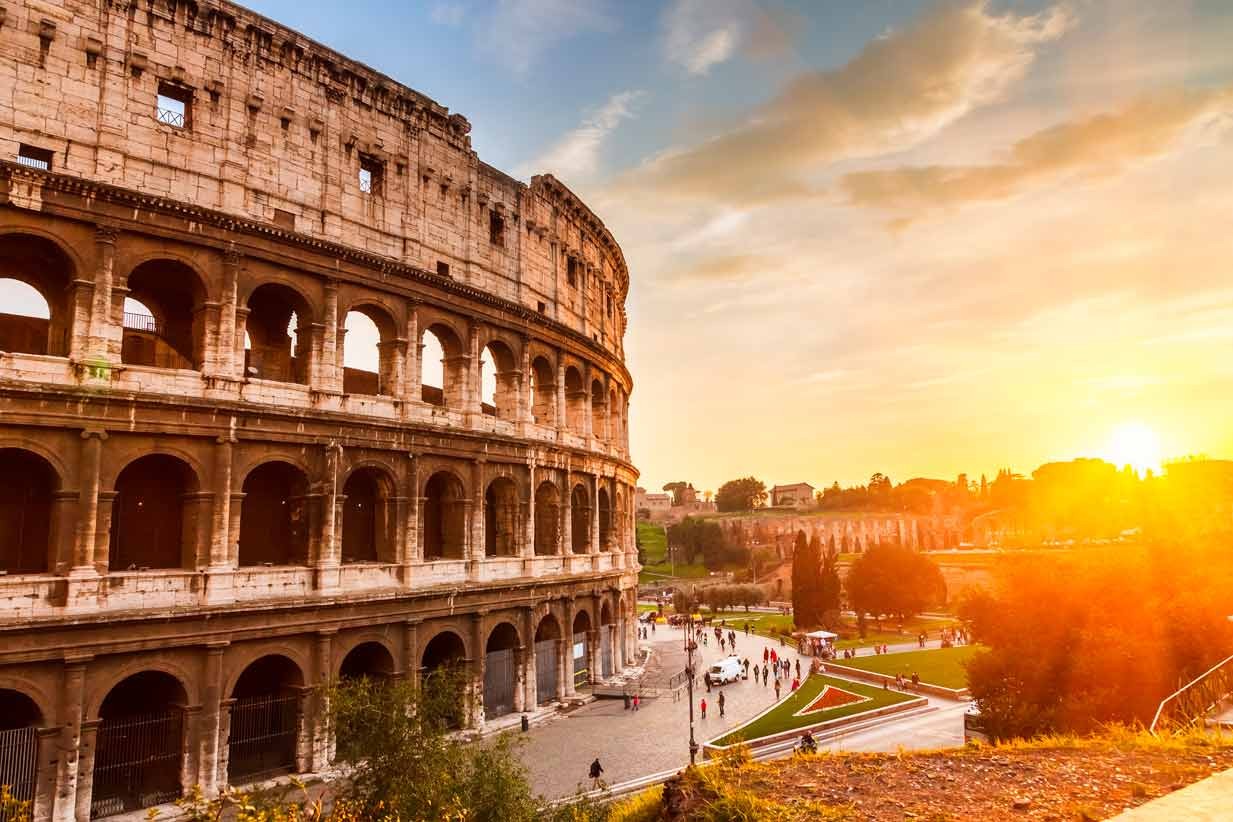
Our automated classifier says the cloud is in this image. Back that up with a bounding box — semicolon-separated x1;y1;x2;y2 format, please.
522;91;645;182
478;0;613;74
841;86;1233;219
429;2;465;26
629;0;1072;205
662;0;744;76
669;253;770;283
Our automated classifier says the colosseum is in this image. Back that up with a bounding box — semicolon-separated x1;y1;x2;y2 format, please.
0;1;640;818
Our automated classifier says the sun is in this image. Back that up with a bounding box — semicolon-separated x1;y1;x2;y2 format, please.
1104;422;1162;475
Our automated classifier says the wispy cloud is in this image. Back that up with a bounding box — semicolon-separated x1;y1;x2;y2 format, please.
627;0;1073;205
429;2;465;26
477;0;614;74
661;0;800;76
841;86;1233;221
521;90;645;182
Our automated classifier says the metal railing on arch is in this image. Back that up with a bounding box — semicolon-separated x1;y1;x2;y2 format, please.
0;726;36;822
90;711;183;819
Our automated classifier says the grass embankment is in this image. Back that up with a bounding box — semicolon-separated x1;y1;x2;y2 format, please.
608;728;1233;822
712;674;916;747
636;522;708;582
838;645;981;689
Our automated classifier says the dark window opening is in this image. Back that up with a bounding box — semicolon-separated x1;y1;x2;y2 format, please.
606;294;613;317
16;144;53;171
436;261;450;277
537;301;546;314
156;82;191;129
566;257;578;287
359;154;383;195
272;209;296;231
489;212;505;247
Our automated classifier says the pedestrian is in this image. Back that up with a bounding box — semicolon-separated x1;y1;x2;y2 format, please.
718;691;726;717
770;649;778;666
589;758;604;788
704;671;712;692
703;633;708;646
911;672;920;690
791;677;799;692
763;647;769;664
623;692;631;710
745;622;750;636
651;621;656;634
743;658;750;676
795;660;801;679
633;694;640;712
763;667;769;686
753;663;760;682
774;679;781;700
701;698;708;719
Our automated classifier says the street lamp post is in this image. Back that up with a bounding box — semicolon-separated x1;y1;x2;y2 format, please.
685;613;699;764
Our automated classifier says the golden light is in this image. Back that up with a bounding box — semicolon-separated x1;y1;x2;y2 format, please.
1104;422;1162;475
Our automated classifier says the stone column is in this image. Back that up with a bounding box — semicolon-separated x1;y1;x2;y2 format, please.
521;607;537;710
66;277;95;362
470;611;487;730
554;358;567;438
518;335;533;425
581;366;593;440
402;620;421;691
198;642;228;798
403;301;421;405
32;726;59;821
207;434;235;602
55;659;87;822
215;249;240;377
561;598;577;697
71;430;106;576
310;631;335;769
523;461;536;566
401;454;421;582
591;475;601;555
586;627;599;685
233;307;250;378
380;338;407;398
91;491;117;572
317;281;341;393
72;719;100;822
315;443;343;593
468;459;485;574
561;474;573;557
467;318;482;420
85;226;117;366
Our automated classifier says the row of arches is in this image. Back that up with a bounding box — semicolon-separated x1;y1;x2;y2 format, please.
0;447;628;575
0;605;623;818
0;232;629;442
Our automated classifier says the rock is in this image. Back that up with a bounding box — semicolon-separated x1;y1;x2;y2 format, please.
1012;797;1033;810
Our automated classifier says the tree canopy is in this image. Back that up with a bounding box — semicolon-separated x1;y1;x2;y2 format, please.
715;476;767;512
846;543;946;621
667;516;746;569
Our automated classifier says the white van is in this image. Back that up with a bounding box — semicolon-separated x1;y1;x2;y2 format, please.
708;656;743;685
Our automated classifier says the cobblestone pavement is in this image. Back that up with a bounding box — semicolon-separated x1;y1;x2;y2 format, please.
516;623;966;799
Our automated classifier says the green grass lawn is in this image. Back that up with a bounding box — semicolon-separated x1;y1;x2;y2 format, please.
712;674;916;746
637;521;712;582
837;645;981;689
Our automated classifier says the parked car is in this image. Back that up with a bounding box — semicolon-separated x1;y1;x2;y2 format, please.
707;656;743;685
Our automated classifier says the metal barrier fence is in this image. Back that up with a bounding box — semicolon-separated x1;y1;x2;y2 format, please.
572;632;589;689
484;649;516;719
227;694;300;785
600;628;614;678
0;726;36;822
90;711;182;819
1152;653;1233;733
535;639;559;704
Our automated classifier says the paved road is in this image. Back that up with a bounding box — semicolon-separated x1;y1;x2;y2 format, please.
516;625;966;800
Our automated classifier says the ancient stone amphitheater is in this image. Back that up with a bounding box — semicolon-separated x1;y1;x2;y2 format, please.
0;1;639;818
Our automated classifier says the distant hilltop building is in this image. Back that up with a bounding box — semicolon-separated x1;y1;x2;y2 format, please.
771;482;816;509
636;483;714;523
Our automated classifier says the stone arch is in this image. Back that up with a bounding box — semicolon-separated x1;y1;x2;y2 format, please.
480;337;519;418
0;448;59;574
529;354;556;425
121;258;209;370
0;231;77;356
534;480;561;555
484;476;519;557
421;628;468;671
227;654;306;785
423;470;466;560
108;453;202;571
420;629;467;728
570;483;591;553
420;319;466;407
590;378;607;440
339;641;396;681
483;621;520;720
92;670;189;816
535;613;562;642
342;301;400;396
597;486;612;551
0;675;54;730
245;282;314;383
563;366;586;433
341;465;397;564
600;599;614;626
238;461;311;566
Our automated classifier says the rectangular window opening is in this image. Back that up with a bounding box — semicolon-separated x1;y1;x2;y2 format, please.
567;257;578;287
436;261;450;278
272;209;296;231
17;144;53;171
537;301;547;314
359;154;383;196
489;211;505;247
156;82;191;128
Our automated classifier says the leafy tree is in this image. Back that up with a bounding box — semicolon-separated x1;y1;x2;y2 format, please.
791;531;822;629
662;481;692;507
715;477;767;512
667;517;744;569
672;587;697;615
846;543;946;621
818;540;842;626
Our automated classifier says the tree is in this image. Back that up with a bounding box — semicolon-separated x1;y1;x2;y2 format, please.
672;587;696;615
667;517;744;570
662;481;692;507
818;540;842;627
791;531;824;629
846;543;946;621
715;477;767;512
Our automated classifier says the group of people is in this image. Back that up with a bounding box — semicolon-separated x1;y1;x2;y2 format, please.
638;622;656;640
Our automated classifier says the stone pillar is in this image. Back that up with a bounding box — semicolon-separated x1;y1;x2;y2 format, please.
402;454;421;580
380;338;407;398
66;278;95;362
561;475;573;557
404;301;421;405
554;358;567;438
71;430;106;579
311;631;335;769
55;659;87;822
521;607;537;710
32;726;59;821
581;367;593;440
317;281;341;393
402;620;421;691
470;611;487;730
591;475;601;555
198;643;228;798
85;226;117;365
91;491;116;572
523;461;536;565
207;434;235;601
215;249;240;377
233;307;250;378
518;335;533;425
467;318;482;420
72;719;100;822
562;598;576;697
315;443;343;592
468;459;485;573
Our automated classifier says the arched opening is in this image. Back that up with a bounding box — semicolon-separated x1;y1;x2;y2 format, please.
534;615;561;704
572;610;593;689
534;481;560;556
420;631;466;729
571;484;590;554
484;477;519;557
122;260;206;370
529;356;556;425
484;623;520;720
342;306;398;396
0;233;74;357
92;672;187;817
0;689;42;810
228;655;304;785
609;389;622;445
420;323;464;407
0;448;56;574
563;366;585;434
238;462;310;567
597;487;612;551
109;454;198;571
245;284;310;384
341;468;388;564
590;379;607;440
339;641;395;682
423;471;466;561
479;341;517;418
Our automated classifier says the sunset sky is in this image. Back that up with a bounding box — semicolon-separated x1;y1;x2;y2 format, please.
220;1;1233;491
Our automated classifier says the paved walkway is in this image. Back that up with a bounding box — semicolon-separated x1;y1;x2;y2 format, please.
517;624;966;799
1107;767;1233;821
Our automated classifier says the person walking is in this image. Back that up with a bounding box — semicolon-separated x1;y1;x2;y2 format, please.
701;698;708;719
911;672;920;690
589;758;604;789
633;694;640;712
763;647;769;664
718;691;726;717
795;659;801;679
753;663;760;682
774;679;781;700
704;671;712;692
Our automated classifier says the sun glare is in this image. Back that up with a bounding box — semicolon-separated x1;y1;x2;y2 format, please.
1104;422;1162;475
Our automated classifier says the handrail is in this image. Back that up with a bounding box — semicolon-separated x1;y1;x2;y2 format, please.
1151;652;1233;733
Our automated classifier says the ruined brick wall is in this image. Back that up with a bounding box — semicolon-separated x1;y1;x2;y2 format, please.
0;0;628;355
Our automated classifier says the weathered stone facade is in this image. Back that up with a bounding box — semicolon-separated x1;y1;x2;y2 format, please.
0;1;639;818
